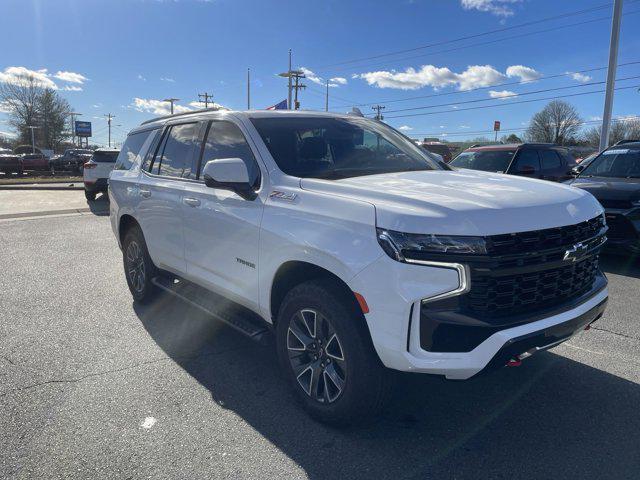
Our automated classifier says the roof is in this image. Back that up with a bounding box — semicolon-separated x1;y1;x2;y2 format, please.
466;142;562;152
94;148;120;152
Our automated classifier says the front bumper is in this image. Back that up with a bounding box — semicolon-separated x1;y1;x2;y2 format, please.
349;253;608;380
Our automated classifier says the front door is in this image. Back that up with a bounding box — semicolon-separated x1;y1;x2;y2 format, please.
182;119;264;310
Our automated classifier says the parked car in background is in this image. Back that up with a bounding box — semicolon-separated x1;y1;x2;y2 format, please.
566;141;640;254
0;152;23;175
52;148;93;173
572;152;599;175
420;141;453;162
450;143;576;182
109;110;607;424
83;148;119;201
21;153;49;172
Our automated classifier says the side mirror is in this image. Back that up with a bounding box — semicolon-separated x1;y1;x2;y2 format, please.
202;158;256;200
570;165;584;175
517;164;536;175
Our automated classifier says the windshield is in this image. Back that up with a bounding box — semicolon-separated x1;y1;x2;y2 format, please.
580;148;640;178
250;116;440;179
92;151;119;163
450;150;515;172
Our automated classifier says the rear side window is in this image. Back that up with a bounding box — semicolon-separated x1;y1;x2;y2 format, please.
152;123;198;178
511;150;540;173
199;121;260;186
540;150;562;169
92;151;119;163
115;130;156;170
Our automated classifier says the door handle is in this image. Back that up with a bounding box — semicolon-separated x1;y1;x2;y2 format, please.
183;197;201;207
139;188;152;198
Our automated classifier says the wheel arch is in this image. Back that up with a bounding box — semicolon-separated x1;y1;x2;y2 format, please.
118;214;141;247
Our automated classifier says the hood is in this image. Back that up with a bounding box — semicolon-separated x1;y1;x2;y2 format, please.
566;176;640;204
300;169;602;236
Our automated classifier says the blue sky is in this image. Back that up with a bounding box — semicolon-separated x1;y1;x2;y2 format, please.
1;0;639;147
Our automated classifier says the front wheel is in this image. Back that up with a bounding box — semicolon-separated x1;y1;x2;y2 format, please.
84;190;96;202
122;225;158;303
276;279;390;425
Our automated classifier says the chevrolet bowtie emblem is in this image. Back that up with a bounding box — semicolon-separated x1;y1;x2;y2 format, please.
564;242;588;262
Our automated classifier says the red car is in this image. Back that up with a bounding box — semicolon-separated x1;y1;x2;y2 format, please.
21;153;49;172
420;142;453;162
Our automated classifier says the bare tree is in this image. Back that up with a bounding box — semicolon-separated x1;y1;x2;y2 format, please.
582;118;640;148
525;100;582;145
38;88;71;151
501;133;522;143
0;73;42;145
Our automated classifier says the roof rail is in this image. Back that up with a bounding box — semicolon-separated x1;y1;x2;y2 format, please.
140;107;228;126
614;139;640;146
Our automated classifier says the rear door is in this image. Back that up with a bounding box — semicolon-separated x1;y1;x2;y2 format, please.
137;122;199;274
182;119;264;310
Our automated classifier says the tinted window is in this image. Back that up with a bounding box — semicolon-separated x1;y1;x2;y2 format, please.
200;121;260;185
451;150;515;172
156;123;197;178
511;150;540;173
251;116;439;179
115;130;155;170
540;150;561;169
92;151;119;163
581;148;640;178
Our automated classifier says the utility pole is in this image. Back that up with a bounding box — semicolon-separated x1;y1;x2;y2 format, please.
600;0;624;151
198;92;213;109
163;98;180;115
27;126;39;153
372;105;385;120
247;68;251;110
105;113;115;148
69;112;82;146
325;80;329;112
288;49;292;110
292;71;306;110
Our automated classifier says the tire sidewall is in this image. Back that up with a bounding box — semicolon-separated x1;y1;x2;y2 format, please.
122;226;157;303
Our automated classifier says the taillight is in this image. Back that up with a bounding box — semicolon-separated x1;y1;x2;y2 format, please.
84;162;96;169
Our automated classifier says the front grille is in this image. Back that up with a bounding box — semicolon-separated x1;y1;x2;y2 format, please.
464;255;599;317
461;215;606;318
599;199;633;209
604;213;638;240
485;215;605;256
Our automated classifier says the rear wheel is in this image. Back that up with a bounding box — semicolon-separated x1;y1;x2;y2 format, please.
122;225;158;303
276;279;390;425
84;190;96;202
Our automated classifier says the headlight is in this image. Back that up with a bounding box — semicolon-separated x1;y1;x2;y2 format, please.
376;228;487;262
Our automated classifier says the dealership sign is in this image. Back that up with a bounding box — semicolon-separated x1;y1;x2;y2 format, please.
75;121;92;137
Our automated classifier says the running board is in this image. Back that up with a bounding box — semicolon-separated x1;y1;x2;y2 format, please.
151;275;271;345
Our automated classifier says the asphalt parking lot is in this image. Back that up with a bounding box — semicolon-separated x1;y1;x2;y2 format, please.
1;190;639;479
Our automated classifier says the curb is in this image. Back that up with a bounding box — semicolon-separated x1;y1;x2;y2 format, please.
0;207;110;220
0;184;84;191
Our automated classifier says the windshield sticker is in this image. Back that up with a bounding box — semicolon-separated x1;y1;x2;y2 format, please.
603;149;630;155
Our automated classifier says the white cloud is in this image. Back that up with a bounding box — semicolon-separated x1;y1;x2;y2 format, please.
63;85;83;92
160;77;175;83
569;72;592;83
0;130;17;138
137;74;146;81
0;66;58;89
92;103;103;108
489;89;517;99
300;67;346;88
0;101;13;113
356;64;506;91
461;0;522;18
459;125;471;129
589;115;602;121
616;114;640;123
53;71;88;84
188;101;229;110
506;65;542;82
398;125;413;131
130;98;191;115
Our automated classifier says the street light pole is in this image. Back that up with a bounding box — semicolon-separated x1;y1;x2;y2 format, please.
163;98;180;115
27;125;39;153
69;112;82;146
600;0;624;151
288;49;293;110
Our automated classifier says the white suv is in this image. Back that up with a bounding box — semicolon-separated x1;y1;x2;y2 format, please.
109;110;608;424
83;148;120;201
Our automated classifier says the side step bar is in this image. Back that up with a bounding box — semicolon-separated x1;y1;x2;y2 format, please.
151;275;271;345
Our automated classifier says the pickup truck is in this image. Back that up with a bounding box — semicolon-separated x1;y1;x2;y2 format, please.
0;153;22;175
21;153;49;172
109;110;609;424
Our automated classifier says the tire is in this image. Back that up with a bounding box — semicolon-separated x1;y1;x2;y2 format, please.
276;279;390;426
122;225;158;303
84;190;96;202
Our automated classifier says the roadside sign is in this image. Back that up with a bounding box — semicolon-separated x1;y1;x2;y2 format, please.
75;121;92;137
493;120;501;131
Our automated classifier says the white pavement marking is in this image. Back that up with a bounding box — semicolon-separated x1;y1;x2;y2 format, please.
140;417;157;429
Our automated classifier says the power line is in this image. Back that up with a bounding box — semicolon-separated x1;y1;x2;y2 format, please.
383;84;640;119
381;74;640;115
331;60;640;108
315;2;634;70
